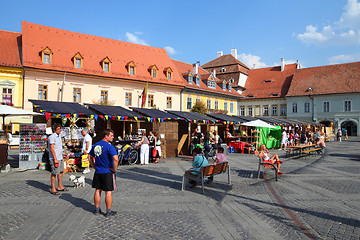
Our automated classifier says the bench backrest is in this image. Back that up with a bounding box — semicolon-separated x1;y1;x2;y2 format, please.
202;162;228;176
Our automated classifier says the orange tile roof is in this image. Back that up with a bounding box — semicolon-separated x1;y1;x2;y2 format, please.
287;62;360;96
21;21;184;86
242;64;297;99
0;30;22;68
172;59;243;98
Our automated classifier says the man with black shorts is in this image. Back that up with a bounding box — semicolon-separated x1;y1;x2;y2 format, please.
89;129;119;217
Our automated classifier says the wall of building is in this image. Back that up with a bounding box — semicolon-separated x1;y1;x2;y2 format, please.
287;93;360;135
238;98;287;117
23;70;182;112
182;91;238;115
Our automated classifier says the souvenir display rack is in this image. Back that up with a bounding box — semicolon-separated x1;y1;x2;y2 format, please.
19;123;47;169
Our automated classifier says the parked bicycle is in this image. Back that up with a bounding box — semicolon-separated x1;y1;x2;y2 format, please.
114;140;139;165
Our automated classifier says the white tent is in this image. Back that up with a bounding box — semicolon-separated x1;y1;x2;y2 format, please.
242;119;277;149
242;119;277;129
0;105;41;128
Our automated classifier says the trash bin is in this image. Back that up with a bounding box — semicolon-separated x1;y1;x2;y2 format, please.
0;144;8;165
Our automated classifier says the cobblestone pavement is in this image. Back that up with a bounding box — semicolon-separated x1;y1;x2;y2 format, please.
0;137;359;239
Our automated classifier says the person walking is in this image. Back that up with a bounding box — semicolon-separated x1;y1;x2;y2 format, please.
81;129;92;174
280;129;287;150
337;129;342;142
88;129;118;217
138;131;149;165
48;123;68;195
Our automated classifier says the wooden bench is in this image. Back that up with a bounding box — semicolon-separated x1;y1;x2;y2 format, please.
257;157;278;181
181;162;231;194
301;148;324;158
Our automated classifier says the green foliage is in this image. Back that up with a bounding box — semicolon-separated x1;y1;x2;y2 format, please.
191;100;207;115
92;99;115;106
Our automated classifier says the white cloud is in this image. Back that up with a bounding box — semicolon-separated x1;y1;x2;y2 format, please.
164;46;176;55
238;53;267;69
297;0;360;46
328;53;360;64
125;32;149;46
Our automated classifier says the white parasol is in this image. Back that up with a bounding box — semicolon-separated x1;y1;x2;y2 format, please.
0;105;41;129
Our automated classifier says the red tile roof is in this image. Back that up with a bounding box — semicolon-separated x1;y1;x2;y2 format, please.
201;54;250;75
242;64;297;99
21;21;184;86
287;62;360;96
0;30;22;68
172;59;243;98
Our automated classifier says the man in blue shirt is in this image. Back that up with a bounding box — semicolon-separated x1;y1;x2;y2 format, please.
89;129;119;217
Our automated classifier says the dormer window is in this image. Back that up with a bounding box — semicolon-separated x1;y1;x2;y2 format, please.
40;47;53;64
72;52;83;69
262;80;273;83
188;73;193;84
148;65;159;78
101;57;112;72
221;67;226;72
195;74;201;86
222;80;227;91
164;67;173;80
207;75;216;89
247;95;254;98
270;94;279;97
228;82;232;92
126;61;136;75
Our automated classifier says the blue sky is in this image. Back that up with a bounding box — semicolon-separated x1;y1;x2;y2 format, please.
1;0;359;69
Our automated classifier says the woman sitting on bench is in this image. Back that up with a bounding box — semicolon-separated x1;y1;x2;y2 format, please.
258;144;283;175
186;147;208;188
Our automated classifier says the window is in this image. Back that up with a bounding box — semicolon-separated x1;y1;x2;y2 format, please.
73;53;83;69
272;106;277;116
125;92;132;106
195;98;201;104
345;101;351;112
224;102;228;111
208;80;216;89
148;94;154;107
323;102;329;112
2;88;12;105
281;106;286;115
152;69;157;78
304;103;310;113
207;99;211;109
230;102;234;114
214;100;219;110
44;54;50;64
292;103;297;113
228;83;232;92
104;63;109;72
101;90;108;103
188;75;193;84
167;72;172;80
73;88;81;103
38;85;48;100
101;57;111;72
222;81;227;91
240;107;245;116
195;76;200;86
129;66;135;75
75;59;81;68
186;97;192;110
166;97;172;108
263;106;269;116
248;107;253;116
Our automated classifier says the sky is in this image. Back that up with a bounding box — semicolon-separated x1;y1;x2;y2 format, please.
1;0;359;69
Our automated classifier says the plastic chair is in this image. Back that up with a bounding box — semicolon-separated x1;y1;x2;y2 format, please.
228;146;234;153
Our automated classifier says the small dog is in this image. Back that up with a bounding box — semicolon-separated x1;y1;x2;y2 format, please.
69;175;85;188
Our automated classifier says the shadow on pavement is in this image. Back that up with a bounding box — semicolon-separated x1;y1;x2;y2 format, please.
26;180;51;192
59;193;93;212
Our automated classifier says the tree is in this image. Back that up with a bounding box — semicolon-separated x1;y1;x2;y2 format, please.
92;99;115;106
191;100;207;115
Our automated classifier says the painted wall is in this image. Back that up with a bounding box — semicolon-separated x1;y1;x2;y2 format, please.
238;98;287;117
182;91;238;115
23;70;182;112
287;93;360;135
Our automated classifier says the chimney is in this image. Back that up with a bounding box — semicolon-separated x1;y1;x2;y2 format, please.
193;63;199;74
252;64;256;69
231;49;238;59
296;60;300;69
212;69;216;78
281;58;285;72
217;51;223;58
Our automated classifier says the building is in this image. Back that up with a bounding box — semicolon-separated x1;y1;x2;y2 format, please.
172;59;242;115
287;62;360;136
239;60;297;118
21;21;184;113
0;29;32;133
